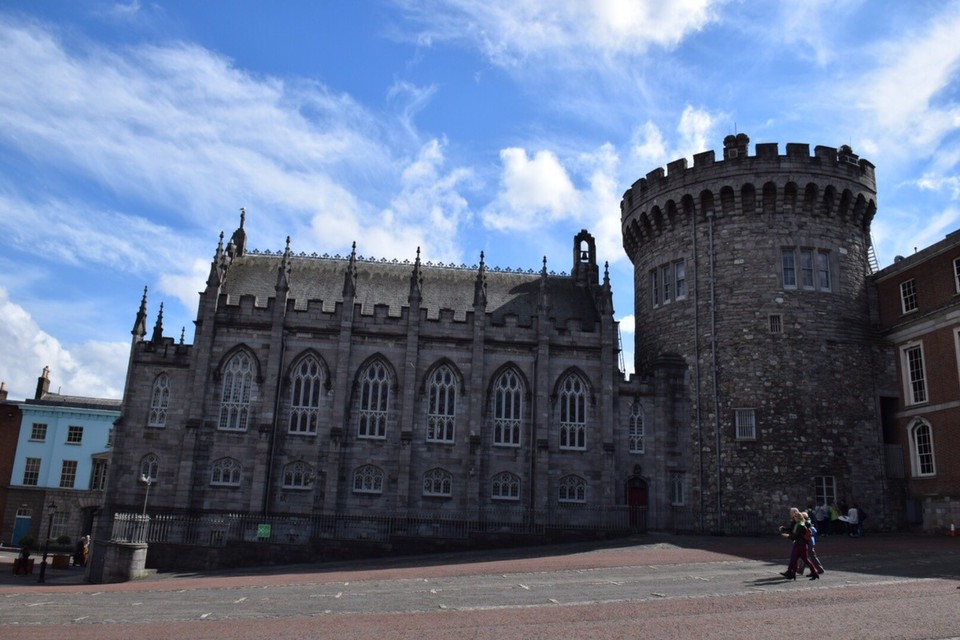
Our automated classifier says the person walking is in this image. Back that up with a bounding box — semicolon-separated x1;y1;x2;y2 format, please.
779;508;820;580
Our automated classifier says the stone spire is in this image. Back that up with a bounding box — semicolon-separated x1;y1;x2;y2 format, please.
342;242;357;299
151;302;164;345
132;286;148;339
473;251;487;309
409;247;423;304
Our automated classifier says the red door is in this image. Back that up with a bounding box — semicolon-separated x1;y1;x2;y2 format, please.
627;477;648;530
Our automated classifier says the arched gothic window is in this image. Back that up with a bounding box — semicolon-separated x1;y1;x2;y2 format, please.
423;468;453;496
353;464;384;494
139;453;159;481
558;373;587;450
219;351;256;431
210;458;242;486
491;471;520;500
426;365;456;443
148;373;169;427
282;461;313;489
357;361;390;439
629;402;644;453
908;420;936;477
559;474;587;503
289;355;324;434
493;369;523;446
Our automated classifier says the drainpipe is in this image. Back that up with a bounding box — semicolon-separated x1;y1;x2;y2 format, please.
706;209;723;532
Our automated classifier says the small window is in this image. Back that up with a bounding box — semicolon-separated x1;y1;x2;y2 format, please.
66;425;83;444
900;279;918;314
813;476;836;508
800;249;815;288
29;423;47;441
909;420;936;477
282;461;312;489
782;249;797;288
211;458;242;486
491;471;520;500
674;259;687;299
629;403;644;453
22;457;41;486
353;464;384;494
51;511;69;540
558;474;586;503
769;314;783;334
954;257;960;294
670;471;686;506
148;373;170;427
902;344;927;405
735;409;756;440
650;271;660;308
90;459;108;491
59;460;78;488
817;251;832;291
140;453;159;481
423;468;453;497
660;264;673;303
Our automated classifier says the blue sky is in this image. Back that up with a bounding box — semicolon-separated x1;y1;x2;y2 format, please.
1;0;959;401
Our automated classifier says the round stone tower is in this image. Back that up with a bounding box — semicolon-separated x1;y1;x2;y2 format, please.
621;133;893;531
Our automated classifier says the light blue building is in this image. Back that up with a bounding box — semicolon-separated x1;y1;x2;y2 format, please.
4;367;120;548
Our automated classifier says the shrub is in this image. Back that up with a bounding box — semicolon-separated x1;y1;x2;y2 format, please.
17;535;35;548
56;535;71;545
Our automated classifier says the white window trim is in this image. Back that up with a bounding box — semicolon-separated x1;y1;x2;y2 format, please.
907;419;936;477
901;342;928;406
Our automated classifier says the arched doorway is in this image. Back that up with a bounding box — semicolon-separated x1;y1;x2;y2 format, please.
626;472;648;531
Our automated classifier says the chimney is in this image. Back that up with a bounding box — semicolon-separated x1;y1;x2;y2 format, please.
0;381;7;402
35;366;51;400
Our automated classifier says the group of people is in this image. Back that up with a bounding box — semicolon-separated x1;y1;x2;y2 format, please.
779;507;824;580
807;499;867;537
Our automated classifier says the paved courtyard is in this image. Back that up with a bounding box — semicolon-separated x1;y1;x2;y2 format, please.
1;533;958;639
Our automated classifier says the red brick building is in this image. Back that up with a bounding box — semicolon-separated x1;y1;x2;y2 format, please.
874;230;960;533
0;384;24;546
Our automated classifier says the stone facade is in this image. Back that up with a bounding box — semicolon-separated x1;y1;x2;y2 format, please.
621;133;899;532
102;224;691;546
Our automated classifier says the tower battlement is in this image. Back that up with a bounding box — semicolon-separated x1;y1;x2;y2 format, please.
621;134;878;259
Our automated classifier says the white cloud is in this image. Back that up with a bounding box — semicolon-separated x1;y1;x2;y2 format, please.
482;148;579;230
0;286;126;401
400;0;719;67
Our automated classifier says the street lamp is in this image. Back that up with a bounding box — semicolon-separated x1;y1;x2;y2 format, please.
139;474;153;543
37;501;56;583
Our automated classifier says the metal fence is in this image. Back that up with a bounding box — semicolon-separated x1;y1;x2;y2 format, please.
110;505;649;547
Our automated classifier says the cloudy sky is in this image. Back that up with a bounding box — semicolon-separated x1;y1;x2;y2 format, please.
1;0;959;401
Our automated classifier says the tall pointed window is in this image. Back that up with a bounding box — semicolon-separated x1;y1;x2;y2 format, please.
140;453;159;481
493;369;523;446
219;351;256;431
148;373;170;427
629;402;644;453
558;373;587;450
289;355;323;434
357;361;389;439
426;364;456;443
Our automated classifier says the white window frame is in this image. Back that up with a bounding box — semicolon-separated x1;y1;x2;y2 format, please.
902;342;928;405
289;355;323;435
908;419;936;477
29;423;47;442
900;279;918;314
66;425;83;444
59;460;78;488
954;257;960;294
423;468;453;497
782;249;797;288
674;259;687;299
817;250;832;291
357;361;389;439
148;373;169;427
22;457;41;486
650;270;660;308
90;459;108;491
426;365;456;443
735;408;756;440
493;369;523;447
813;475;836;508
800;249;815;289
629;402;644;453
353;464;384;494
660;264;673;303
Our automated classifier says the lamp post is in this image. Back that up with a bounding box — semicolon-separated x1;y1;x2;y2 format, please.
37;501;56;583
139;475;153;543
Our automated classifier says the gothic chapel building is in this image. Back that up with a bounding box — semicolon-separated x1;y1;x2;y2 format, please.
103;216;691;549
